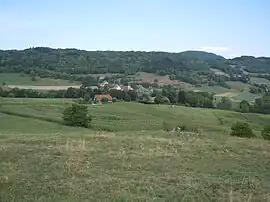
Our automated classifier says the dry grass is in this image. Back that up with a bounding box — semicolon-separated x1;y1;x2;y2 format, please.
0;129;270;201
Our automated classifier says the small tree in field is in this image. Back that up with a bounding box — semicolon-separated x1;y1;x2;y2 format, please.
101;96;109;103
63;104;92;128
261;125;270;140
230;122;254;138
112;97;117;102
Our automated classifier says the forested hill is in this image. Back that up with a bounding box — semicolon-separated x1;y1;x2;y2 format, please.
232;56;270;73
179;51;225;60
0;47;269;75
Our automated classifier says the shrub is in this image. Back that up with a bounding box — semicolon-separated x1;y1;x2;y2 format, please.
161;97;170;104
112;97;117;102
75;98;92;104
230;122;254;138
178;124;186;131
63;104;92;128
101;96;109;103
261;125;270;140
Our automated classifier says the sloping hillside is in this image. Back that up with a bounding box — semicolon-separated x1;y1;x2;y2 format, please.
0;99;270;201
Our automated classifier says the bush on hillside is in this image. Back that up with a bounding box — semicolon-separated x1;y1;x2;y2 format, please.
75;98;92;104
101;96;109;103
217;97;232;110
230;122;254;138
261;125;270;140
63;104;92;128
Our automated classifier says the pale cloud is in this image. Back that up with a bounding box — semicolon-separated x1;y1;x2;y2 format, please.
198;46;230;52
195;46;240;58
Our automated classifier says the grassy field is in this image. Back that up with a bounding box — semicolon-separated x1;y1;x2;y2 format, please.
0;73;80;86
250;77;270;85
194;84;258;102
1;98;270;133
194;86;235;94
1;99;270;201
226;81;251;92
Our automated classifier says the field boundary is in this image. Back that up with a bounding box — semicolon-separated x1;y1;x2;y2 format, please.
0;110;64;125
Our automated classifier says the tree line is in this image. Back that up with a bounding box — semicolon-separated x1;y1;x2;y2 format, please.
1;84;270;114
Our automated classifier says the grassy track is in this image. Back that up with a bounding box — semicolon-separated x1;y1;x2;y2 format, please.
0;99;270;201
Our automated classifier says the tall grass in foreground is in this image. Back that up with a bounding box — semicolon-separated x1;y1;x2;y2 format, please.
0;131;269;201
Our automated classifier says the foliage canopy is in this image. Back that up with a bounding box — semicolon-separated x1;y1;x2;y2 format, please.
63;104;92;128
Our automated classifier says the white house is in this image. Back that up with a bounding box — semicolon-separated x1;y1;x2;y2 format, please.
110;84;122;91
100;81;109;88
121;85;133;91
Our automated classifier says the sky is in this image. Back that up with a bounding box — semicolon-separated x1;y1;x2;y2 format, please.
0;0;269;58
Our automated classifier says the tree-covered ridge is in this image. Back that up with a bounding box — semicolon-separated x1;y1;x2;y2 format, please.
0;47;269;83
0;47;228;75
179;50;225;60
231;56;270;73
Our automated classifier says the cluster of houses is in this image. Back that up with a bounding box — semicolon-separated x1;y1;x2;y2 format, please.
90;79;159;103
90;80;134;92
92;80;135;103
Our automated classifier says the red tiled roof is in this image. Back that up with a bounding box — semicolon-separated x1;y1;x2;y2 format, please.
94;94;113;101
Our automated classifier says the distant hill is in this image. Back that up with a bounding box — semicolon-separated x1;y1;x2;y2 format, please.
0;47;269;77
231;56;270;73
179;51;225;60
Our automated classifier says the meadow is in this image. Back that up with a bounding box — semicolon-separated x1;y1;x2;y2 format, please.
250;77;270;85
0;99;270;201
194;82;258;103
0;73;80;87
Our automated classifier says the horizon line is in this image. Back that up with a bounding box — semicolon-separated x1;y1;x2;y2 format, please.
0;46;269;59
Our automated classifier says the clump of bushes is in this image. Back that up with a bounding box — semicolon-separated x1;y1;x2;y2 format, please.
261;125;270;140
230;122;255;138
101;96;109;103
74;98;92;104
63;104;92;128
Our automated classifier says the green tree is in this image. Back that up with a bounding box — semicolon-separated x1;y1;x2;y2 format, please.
124;93;131;101
142;93;152;103
217;97;232;110
177;90;186;104
239;100;250;113
154;93;162;104
230;122;254;138
63;104;92;128
112;97;117;102
0;86;6;97
261;125;270;140
101;96;109;103
64;87;78;98
250;86;258;94
31;75;37;81
160;96;170;104
30;70;37;81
